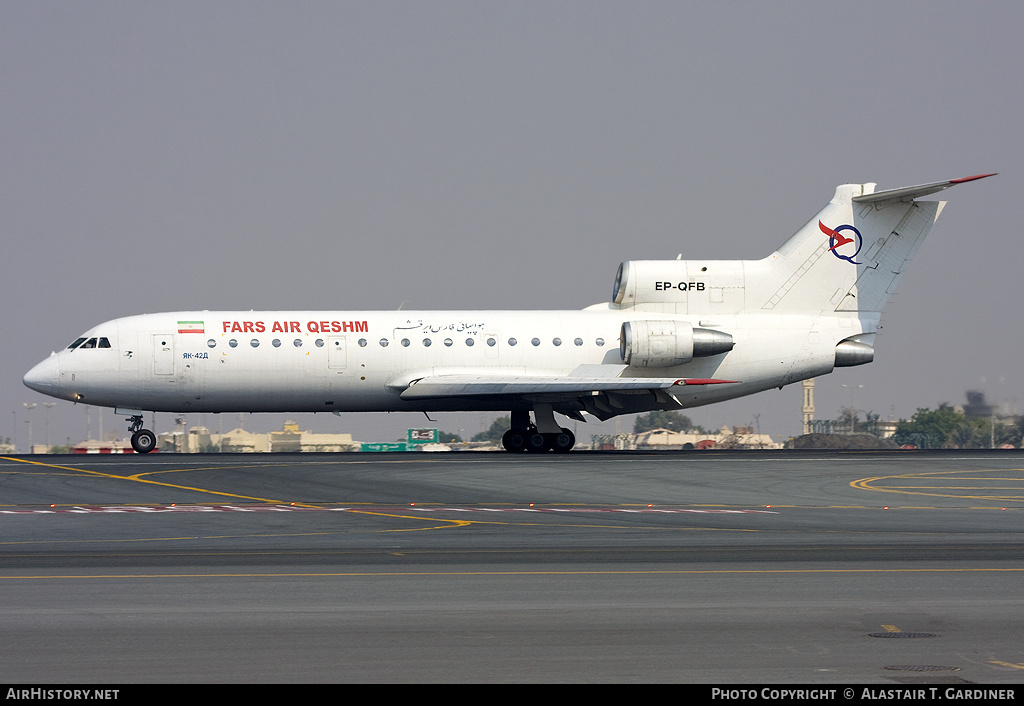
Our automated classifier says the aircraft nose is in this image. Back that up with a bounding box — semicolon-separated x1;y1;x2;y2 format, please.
23;354;60;397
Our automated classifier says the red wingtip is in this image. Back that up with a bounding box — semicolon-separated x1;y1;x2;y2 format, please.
950;173;997;184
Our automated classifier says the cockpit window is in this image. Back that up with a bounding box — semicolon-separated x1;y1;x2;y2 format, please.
67;336;112;350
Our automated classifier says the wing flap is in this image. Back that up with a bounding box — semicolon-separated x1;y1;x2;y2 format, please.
399;374;738;401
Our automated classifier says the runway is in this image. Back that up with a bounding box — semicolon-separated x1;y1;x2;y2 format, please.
2;450;1024;683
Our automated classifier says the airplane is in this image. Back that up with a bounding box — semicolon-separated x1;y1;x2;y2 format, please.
24;174;994;454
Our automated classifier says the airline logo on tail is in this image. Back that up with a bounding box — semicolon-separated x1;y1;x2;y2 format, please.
819;221;862;265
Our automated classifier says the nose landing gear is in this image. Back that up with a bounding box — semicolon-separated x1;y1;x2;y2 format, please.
127;415;157;454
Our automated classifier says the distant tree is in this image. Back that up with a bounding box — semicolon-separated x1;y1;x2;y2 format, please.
789;433;896;450
472;416;510;443
833;407;882;436
438;431;463;443
891;404;963;448
633;411;706;434
947;421;978;449
892;404;1017;449
959;416;1018;449
863;411;881;436
833;406;860;433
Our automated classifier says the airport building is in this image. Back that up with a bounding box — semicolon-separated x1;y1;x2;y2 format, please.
592;426;782;451
159;420;358;453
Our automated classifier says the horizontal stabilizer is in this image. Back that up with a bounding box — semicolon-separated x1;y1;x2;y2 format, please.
853;173;996;208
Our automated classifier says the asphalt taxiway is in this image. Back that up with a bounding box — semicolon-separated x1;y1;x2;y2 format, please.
2;449;1024;683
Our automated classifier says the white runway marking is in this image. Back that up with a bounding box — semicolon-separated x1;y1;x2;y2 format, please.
0;504;777;515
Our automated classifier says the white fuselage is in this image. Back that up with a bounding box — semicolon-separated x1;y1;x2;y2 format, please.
23;307;865;416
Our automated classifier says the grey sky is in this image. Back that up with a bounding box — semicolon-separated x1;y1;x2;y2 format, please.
3;2;1021;449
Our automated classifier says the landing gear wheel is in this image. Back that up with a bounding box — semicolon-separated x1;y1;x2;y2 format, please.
502;429;528;453
525;431;551;453
131;429;157;454
549;428;576;453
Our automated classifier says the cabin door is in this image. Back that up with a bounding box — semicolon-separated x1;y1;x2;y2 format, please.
328;336;347;369
152;335;175;375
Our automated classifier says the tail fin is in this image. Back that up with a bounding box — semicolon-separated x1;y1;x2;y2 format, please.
608;175;992;317
752;174;994;314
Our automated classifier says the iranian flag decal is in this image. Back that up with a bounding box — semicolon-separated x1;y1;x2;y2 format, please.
177;320;205;334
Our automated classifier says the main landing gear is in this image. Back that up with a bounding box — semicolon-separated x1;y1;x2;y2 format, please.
127;415;157;454
501;406;576;453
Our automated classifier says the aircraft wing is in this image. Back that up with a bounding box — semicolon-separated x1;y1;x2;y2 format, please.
399;373;738;401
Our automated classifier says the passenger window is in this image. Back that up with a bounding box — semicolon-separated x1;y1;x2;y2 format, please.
531;338;540;347
379;338;389;347
250;339;260;348
207;339;217;349
508;338;517;346
294;339;304;348
316;339;325;347
444;338;453;347
357;339;367;347
574;338;583;346
272;339;282;348
401;338;410;347
486;337;496;347
552;338;562;346
596;338;605;346
229;339;238;348
465;338;474;347
423;338;432;347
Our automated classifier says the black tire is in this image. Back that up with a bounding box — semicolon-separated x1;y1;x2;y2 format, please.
525;431;551;453
549;428;576;453
131;429;157;454
502;429;527;453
